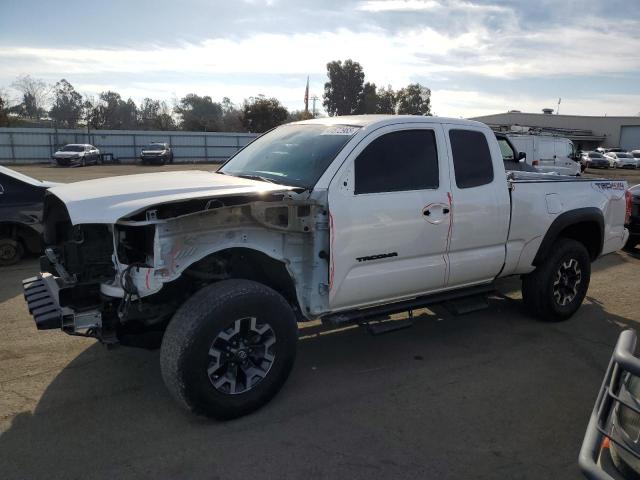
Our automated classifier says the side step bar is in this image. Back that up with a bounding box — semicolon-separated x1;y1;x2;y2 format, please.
322;283;496;325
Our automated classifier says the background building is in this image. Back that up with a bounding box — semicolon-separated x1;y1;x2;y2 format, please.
471;110;640;152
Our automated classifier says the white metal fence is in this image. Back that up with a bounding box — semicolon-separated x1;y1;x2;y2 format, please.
0;127;259;164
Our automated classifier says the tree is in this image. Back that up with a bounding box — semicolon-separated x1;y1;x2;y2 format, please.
242;95;289;133
220;97;245;132
155;103;176;131
0;91;9;127
11;75;50;119
288;110;315;122
376;85;397;114
356;82;379;114
49;79;84;128
139;98;176;130
174;94;223;131
323;59;365;116
87;91;138;129
396;83;431;116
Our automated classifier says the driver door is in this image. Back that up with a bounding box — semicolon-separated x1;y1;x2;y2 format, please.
327;124;451;310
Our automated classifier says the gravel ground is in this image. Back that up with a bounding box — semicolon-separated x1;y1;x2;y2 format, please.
0;163;638;480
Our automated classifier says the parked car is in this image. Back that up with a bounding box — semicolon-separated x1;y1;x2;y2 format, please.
582;151;612;169
53;144;100;167
140;142;173;165
23;115;629;419
605;152;638;169
631;150;640;160
625;184;640;250
508;134;581;175
579;329;640;479
0;166;58;265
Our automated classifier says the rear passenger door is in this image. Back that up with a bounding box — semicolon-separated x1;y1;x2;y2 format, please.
328;124;451;310
443;126;510;287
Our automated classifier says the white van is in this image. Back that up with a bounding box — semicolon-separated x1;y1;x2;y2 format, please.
508;134;581;175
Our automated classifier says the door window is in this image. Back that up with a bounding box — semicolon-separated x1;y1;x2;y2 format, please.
449;129;494;189
354;130;439;194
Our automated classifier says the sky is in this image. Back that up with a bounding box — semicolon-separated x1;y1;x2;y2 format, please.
1;0;640;118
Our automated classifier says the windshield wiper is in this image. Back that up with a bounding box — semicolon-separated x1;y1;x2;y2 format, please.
236;173;278;184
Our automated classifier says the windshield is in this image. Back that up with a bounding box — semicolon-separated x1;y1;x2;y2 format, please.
61;145;85;152
633;152;640;158
617;153;633;158
588;152;604;158
219;124;361;188
145;144;166;150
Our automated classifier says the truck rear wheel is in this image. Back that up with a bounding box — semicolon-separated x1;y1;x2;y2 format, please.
521;238;591;322
160;279;298;419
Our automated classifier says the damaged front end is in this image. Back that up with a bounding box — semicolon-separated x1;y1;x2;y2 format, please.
24;194;127;344
24;188;329;348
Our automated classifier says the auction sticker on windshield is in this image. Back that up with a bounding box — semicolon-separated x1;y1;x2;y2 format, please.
321;126;360;136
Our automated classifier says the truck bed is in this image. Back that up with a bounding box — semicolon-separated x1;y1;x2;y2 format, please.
501;171;628;277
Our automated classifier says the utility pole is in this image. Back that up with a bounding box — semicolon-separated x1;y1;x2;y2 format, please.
557;97;561;115
311;95;318;117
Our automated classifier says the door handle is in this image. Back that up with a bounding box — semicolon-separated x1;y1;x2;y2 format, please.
422;203;450;221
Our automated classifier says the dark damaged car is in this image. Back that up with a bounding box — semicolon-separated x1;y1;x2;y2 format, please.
0;166;57;265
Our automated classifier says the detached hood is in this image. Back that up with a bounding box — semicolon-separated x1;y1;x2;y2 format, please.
48;170;295;224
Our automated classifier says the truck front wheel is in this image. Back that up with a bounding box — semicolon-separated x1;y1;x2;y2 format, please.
160;279;298;419
522;238;591;322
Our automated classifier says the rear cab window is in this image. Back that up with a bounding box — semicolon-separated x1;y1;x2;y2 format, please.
449;129;494;189
354;129;439;194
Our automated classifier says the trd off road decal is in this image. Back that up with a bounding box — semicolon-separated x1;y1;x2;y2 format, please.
593;181;626;199
594;181;626;191
356;252;398;262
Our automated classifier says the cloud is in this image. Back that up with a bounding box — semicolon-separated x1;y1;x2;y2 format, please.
356;0;441;12
1;1;639;117
432;89;640;118
356;0;507;13
2;16;638;83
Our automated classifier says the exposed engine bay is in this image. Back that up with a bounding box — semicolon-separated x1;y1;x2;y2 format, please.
33;189;330;347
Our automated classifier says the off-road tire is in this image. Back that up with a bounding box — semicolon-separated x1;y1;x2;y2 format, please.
522;238;591;322
160;279;298;419
0;238;24;266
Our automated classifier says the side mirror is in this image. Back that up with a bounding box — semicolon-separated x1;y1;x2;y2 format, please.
518;151;526;162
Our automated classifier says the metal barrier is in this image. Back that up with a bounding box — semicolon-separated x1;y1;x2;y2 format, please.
579;329;640;480
0;127;258;164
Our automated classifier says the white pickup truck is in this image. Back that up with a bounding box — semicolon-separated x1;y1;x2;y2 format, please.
23;115;631;419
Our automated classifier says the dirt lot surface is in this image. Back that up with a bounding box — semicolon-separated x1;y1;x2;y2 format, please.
1;163;639;479
9;162;224;183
